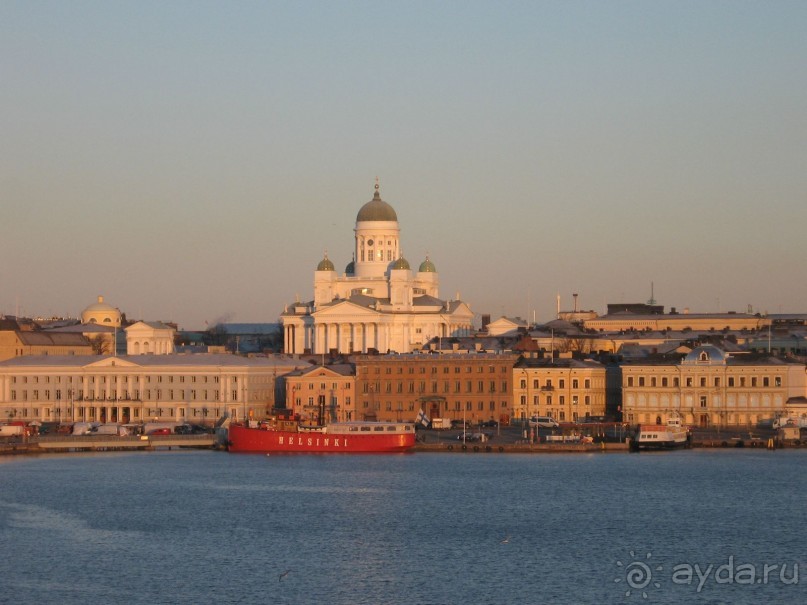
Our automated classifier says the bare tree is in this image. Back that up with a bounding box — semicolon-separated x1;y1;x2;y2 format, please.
88;334;112;355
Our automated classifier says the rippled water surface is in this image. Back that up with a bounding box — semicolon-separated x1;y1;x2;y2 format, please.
1;449;806;604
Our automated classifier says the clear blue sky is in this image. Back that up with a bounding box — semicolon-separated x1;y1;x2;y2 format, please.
2;1;805;329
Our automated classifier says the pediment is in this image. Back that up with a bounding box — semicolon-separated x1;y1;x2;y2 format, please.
85;357;142;369
312;299;381;319
298;366;347;379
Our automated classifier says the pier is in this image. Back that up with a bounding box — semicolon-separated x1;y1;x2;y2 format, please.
0;434;218;454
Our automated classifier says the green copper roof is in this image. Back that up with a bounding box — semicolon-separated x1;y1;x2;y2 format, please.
391;257;410;270
317;256;335;271
356;186;398;222
418;257;437;273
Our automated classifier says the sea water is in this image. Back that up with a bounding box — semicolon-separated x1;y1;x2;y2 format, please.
1;450;805;605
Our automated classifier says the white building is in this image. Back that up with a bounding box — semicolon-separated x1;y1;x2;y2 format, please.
126;321;176;355
0;354;309;425
281;184;475;354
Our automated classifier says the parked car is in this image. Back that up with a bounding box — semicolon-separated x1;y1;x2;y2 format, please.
529;416;560;428
147;427;172;436
480;420;498;428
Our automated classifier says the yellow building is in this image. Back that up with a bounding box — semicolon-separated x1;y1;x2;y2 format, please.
0;323;92;362
284;363;356;423
584;311;770;333
621;345;806;428
513;355;607;423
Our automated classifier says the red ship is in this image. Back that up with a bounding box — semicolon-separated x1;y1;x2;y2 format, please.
227;415;416;454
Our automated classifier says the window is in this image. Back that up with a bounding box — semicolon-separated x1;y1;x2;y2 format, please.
638;377;645;387
686;377;693;387
714;377;721;387
662;377;668;387
627;377;634;387
650;377;656;387
700;395;707;408
700;377;706;387
775;376;782;387
763;377;769;387
573;379;579;389
728;377;735;387
584;379;590;389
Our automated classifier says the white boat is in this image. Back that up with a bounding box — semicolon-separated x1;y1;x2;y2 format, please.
634;416;690;450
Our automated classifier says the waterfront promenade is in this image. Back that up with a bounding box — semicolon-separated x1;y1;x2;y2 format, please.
0;433;218;455
1;424;797;455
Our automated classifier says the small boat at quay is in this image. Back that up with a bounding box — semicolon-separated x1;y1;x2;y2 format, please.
633;416;690;450
227;414;416;454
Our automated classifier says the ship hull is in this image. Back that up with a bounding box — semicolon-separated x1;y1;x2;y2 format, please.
634;424;690;450
228;423;416;454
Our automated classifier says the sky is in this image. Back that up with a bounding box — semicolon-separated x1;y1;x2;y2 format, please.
1;1;806;330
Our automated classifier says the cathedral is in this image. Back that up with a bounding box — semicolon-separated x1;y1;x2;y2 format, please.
281;184;475;354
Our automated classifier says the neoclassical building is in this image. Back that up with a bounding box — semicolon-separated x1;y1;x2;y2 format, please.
621;345;806;427
281;184;475;354
126;321;176;355
0;354;308;425
513;354;607;423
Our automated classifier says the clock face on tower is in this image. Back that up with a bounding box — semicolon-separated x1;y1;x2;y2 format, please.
367;239;374;246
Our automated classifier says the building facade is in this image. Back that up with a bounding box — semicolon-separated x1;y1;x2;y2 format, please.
281;184;475;355
126;321;176;355
284;363;356;424
513;355;607;423
621;345;806;427
0;354;308;425
353;353;517;424
0;327;92;362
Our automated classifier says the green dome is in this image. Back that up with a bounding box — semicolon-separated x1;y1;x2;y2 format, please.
391;257;410;271
418;257;437;273
356;186;398;222
345;260;355;274
317;256;335;271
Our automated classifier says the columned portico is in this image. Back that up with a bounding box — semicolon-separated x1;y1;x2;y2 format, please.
280;184;476;355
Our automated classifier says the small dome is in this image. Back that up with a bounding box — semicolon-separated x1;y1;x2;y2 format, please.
317;255;335;271
81;295;122;326
683;345;728;365
356;184;398;222
391;257;410;271
418;257;437;273
345;260;355;274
